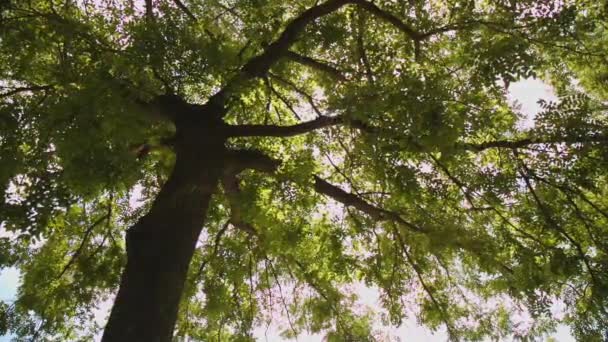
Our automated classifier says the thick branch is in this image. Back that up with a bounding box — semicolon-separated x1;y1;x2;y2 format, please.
418;20;539;41
139;94;215;125
226;115;344;137
222;149;280;233
224;149;281;174
172;0;197;20
205;0;422;113
354;121;608;152
222;173;256;234
284;50;347;81
417;21;480;40
232;112;607;150
207;0;356;110
356;10;375;84
313;176;423;232
145;0;153;20
354;0;421;40
239;0;352;77
463;134;608;151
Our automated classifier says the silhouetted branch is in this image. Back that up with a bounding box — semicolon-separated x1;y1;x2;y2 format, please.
356;11;375;84
0;85;53;98
195;221;230;279
222;150;280;234
354;0;421;40
313;176;424;232
515;154;600;285
463;135;608;151
269;73;322;116
267;81;303;120
394;229;457;339
224;149;281;174
208;0;359;111
284;50;347;81
56;203;112;281
206;0;425;113
265;257;299;338
172;0;196;20
145;0;153;20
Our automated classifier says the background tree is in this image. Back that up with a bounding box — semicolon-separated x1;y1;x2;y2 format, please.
1;0;607;340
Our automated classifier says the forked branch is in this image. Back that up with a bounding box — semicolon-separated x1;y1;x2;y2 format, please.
206;0;426;111
207;0;359;110
172;0;197;20
284;50;347;81
354;0;420;40
222;149;281;233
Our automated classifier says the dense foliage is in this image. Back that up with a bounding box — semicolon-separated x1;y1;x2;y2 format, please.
1;0;608;340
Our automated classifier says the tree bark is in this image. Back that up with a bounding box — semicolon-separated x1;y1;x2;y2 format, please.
102;119;227;341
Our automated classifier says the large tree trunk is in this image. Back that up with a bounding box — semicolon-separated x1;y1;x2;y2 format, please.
102;119;226;341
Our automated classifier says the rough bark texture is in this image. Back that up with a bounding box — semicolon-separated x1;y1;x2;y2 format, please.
102;105;228;341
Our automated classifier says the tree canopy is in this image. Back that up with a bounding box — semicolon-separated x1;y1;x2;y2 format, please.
1;0;608;340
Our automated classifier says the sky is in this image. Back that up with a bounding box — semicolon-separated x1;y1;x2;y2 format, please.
0;79;575;341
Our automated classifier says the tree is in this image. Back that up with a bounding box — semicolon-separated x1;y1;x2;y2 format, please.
1;0;607;340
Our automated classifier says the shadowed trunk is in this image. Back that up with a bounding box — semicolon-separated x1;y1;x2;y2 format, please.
102;116;227;341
